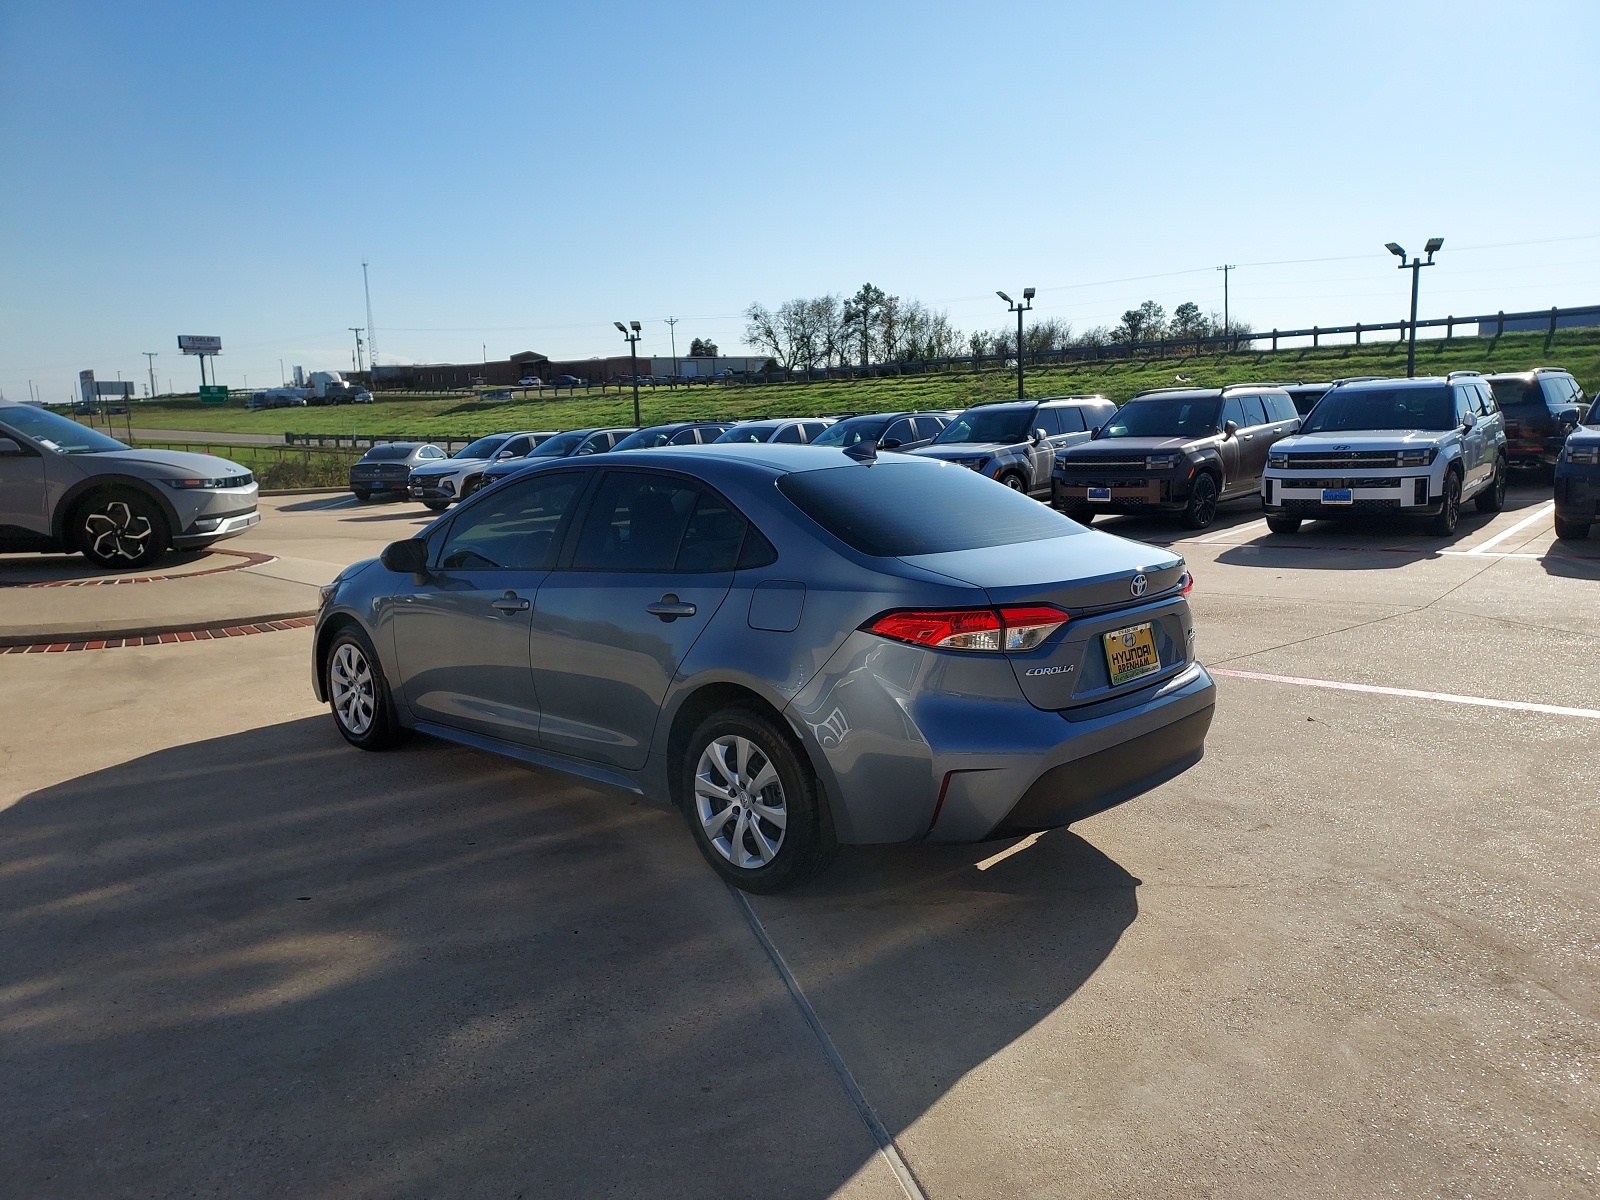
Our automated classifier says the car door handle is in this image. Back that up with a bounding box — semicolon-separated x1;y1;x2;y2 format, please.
491;592;530;613
646;594;697;621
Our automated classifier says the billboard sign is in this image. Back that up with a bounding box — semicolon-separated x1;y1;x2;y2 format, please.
178;335;222;355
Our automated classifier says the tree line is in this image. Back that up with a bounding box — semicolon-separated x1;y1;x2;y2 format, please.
744;285;1251;370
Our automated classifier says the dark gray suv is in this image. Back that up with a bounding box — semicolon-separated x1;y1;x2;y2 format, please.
313;445;1214;892
914;396;1116;496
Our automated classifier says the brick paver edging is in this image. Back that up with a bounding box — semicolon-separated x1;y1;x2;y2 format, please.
0;549;276;589
1;615;317;655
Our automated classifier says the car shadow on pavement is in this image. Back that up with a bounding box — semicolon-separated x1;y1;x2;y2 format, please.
0;717;1137;1198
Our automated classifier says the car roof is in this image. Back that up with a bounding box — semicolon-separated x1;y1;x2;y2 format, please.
538;441;936;477
1335;376;1451;390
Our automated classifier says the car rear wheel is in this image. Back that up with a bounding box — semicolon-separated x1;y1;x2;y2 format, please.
1474;456;1507;513
325;626;404;751
1428;470;1461;536
681;708;836;893
1180;473;1219;530
1266;515;1301;535
75;487;169;570
423;500;450;512
352;487;372;502
1554;515;1591;541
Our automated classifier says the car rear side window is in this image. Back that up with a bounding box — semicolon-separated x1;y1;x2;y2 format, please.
1034;408;1064;436
1054;407;1086;433
1264;393;1296;422
777;462;1079;557
436;472;584;571
1237;395;1269;426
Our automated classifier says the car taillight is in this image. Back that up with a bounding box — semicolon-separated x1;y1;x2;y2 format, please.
864;605;1069;652
1179;571;1194;595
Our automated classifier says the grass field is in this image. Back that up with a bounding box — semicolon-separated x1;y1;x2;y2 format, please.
126;329;1600;440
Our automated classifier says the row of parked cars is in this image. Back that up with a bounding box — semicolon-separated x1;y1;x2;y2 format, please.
349;365;1596;542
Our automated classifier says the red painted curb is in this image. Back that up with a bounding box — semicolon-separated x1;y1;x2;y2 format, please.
0;548;276;589
1;615;317;655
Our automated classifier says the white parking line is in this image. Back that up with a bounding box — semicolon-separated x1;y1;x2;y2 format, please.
1463;502;1554;555
1197;518;1268;544
974;831;1044;870
1211;667;1600;721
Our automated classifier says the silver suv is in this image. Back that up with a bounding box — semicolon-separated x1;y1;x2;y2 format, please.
1261;374;1507;536
0;404;260;569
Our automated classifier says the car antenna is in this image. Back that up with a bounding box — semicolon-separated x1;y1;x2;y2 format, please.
843;439;878;465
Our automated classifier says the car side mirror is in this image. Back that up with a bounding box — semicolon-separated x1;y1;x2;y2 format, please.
0;437;23;456
879;437;902;450
1558;406;1581;425
1033;428;1048;444
1224;420;1238;439
1461;411;1478;430
495;449;516;459
381;538;429;574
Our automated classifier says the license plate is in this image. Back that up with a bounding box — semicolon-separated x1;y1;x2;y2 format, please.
1321;488;1353;505
1103;622;1161;687
1088;486;1112;502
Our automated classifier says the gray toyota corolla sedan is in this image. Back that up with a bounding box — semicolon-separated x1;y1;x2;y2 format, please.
313;444;1215;891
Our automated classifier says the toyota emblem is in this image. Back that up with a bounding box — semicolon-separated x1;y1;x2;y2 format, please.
1130;573;1148;597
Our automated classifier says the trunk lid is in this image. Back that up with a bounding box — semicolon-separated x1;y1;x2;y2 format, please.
901;530;1191;710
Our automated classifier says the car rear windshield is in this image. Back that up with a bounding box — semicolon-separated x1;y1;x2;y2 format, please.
454;435;508;460
1302;386;1453;433
1100;397;1221;439
714;424;779;443
931;407;1033;446
777;462;1079;557
0;406;128;454
811;417;888;447
612;427;678;451
1488;378;1548;412
361;444;416;461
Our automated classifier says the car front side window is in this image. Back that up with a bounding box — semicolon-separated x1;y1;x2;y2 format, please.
435;472;585;571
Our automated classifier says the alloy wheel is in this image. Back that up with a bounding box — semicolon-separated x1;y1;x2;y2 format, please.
330;642;376;736
83;500;154;562
694;735;788;870
1001;473;1026;491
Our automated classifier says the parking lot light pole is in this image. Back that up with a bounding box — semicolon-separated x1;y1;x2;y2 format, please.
615;321;643;425
997;288;1035;399
1387;238;1442;378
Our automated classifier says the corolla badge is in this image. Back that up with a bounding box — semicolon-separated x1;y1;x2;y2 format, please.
1130;573;1148;597
1024;664;1074;677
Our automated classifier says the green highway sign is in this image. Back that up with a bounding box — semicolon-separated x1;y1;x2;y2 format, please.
199;385;230;405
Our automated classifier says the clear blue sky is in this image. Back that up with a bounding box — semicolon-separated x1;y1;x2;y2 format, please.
3;0;1597;400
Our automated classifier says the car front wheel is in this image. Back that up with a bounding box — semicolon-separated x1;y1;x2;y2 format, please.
423;500;450;512
75;488;169;570
1428;470;1461;536
998;471;1027;492
1554;515;1591;541
1181;473;1219;530
1266;515;1301;535
325;626;404;750
681;708;836;893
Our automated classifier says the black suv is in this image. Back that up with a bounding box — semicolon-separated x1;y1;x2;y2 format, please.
913;396;1115;497
1486;368;1589;471
1052;385;1299;528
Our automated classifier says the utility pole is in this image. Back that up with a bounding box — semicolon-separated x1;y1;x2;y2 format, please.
362;260;378;386
279;358;285;386
143;352;159;399
348;327;366;374
1216;265;1235;339
665;316;679;381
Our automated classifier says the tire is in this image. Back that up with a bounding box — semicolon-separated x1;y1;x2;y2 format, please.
1062;505;1095;524
998;471;1027;493
74;487;170;570
423;500;450;512
352;487;372;503
1428;470;1461;537
1266;515;1301;535
1474;456;1506;514
324;625;404;751
1554;515;1591;541
680;707;837;893
1180;472;1220;530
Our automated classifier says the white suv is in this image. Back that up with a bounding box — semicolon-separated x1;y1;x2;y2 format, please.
1261;373;1507;537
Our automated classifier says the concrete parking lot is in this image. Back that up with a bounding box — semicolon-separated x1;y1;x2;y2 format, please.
2;486;1596;1198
